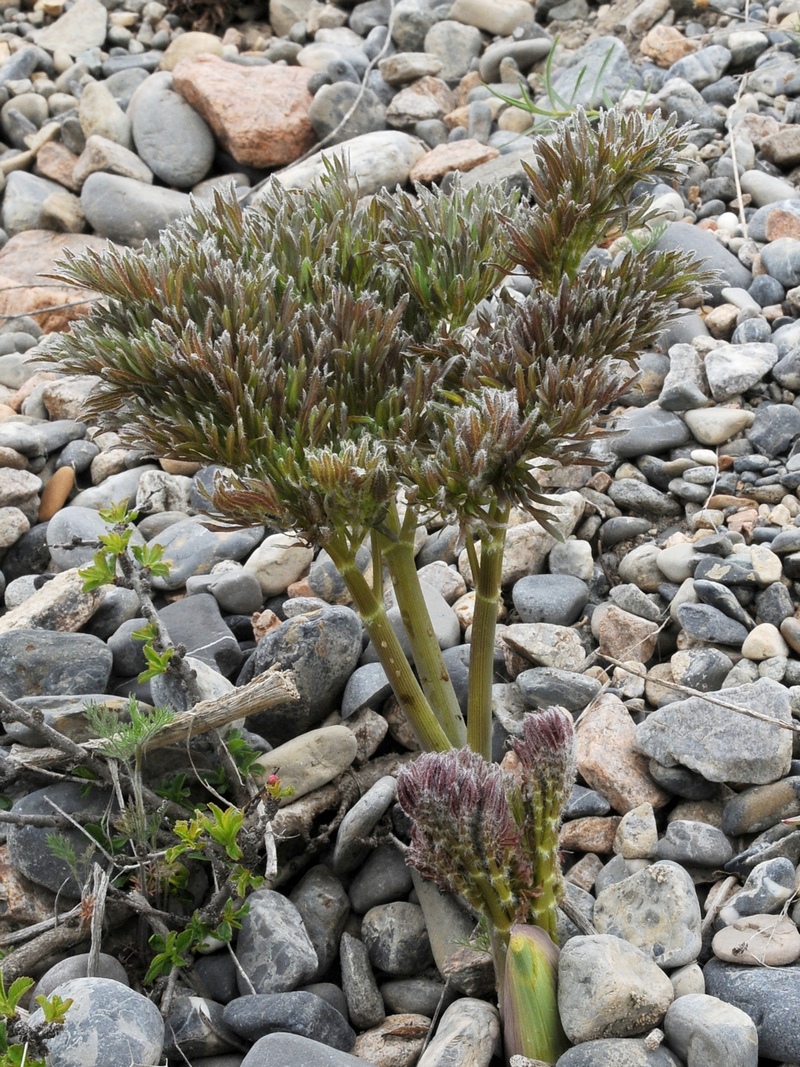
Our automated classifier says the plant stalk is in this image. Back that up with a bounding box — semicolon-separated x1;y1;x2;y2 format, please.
325;539;452;753
466;504;510;759
380;506;467;748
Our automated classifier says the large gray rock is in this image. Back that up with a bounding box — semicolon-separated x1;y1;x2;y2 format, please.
28;977;164;1067
0;629;112;699
593;861;702;969
704;959;800;1062
556;1039;683;1066
240;1032;371;1067
558;935;674;1043
635;678;793;785
241;606;362;745
235;890;318;995
664;992;758;1067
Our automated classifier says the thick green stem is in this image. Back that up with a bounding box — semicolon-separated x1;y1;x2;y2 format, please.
467;505;510;759
326;539;452;753
381;507;466;749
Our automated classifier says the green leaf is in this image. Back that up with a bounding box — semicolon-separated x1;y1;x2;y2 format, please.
79;551;118;591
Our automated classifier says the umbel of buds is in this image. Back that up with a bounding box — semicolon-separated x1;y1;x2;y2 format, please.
396;706;576;1064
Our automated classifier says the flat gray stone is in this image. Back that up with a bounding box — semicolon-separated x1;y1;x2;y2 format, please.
635;678;793;785
235;890;318;995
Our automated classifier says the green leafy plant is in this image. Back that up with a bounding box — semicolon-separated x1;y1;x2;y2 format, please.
0;972;71;1067
46;106;709;1060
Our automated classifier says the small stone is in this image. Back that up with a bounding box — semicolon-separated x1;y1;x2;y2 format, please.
333;775;397;874
340;931;385;1030
361;902;434;976
235;890;318;995
38;465;75;521
704;957;800;1061
255;726;357;805
408;139;499;184
352;1014;430;1067
712;914;800;966
33;0;108;57
593;861;703;968
223;991;355;1052
613;802;658;859
416;998;500;1067
289;865;350;980
655;820;734;867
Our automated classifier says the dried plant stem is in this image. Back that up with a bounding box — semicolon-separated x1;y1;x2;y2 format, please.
1;918;89;983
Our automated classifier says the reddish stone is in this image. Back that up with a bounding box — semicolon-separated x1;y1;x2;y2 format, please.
764;208;800;243
409;139;499;184
0;230;109;333
761;127;800;170
639;25;698;68
33;141;81;192
172;54;316;168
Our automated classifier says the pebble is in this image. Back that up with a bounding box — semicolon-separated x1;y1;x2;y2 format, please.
663;993;758;1067
593;861;703;968
704;958;800;1061
712;914;800;966
28;977;164;1067
558;934;674;1042
234;890;319;995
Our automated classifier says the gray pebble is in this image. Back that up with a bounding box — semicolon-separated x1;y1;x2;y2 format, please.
223;991;355;1052
235;890;318;995
361;902;434;975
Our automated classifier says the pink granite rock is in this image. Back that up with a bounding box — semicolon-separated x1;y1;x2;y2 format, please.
172;54;316;168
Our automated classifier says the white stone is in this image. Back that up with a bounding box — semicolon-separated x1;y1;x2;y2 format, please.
243;532;314;597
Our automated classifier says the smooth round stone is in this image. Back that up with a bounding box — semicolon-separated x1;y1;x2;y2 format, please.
28;978;164;1067
723;777;800;835
656;820;734;867
684;406;755;445
339;931;384;1030
340;661;392;719
515;666;601;712
614;802;658;860
648;759;716;800
348;842;413;913
511;573;589;625
223;991;355;1051
656;543;701;582
423;19;483;81
255;726;357;805
731;316;771;344
164;996;239;1060
664;992;757;1067
148;517;264;591
45;504;145;569
70;464;159;509
80;171;192;242
740;621;788;660
33;953;130;1000
380;977;454;1018
675;602;748;645
564;784;612;819
2;171;76;235
235;890;318;995
761;237;800;288
239;1032;369;1067
704;957;800;1061
780;616;800;654
713;914;800;966
361;902;434;976
309;81;386;144
669;44;731;88
599;516;653;549
606;479;683;518
556;1038;682;1066
243;531;314;596
333;775;397;874
186;569;264;614
549;537;594;582
609;407;691;458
